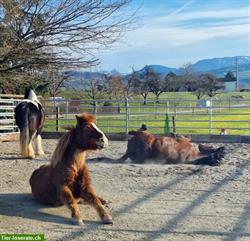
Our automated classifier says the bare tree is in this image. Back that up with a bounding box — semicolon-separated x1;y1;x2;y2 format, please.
145;67;166;103
164;72;181;92
105;75;124;113
137;66;155;105
188;76;206;100
105;75;124;99
201;73;225;98
188;73;225;100
179;62;198;91
84;78;105;113
0;0;135;90
47;71;68;98
124;70;140;98
138;79;150;105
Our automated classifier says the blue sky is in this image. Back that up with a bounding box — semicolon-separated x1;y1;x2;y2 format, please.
95;0;250;73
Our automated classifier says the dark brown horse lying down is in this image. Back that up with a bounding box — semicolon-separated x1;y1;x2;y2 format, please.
118;131;225;166
30;113;112;225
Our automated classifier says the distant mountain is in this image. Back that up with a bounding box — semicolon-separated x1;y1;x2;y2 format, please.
63;56;250;89
64;71;106;89
63;69;124;89
191;56;250;73
137;65;178;77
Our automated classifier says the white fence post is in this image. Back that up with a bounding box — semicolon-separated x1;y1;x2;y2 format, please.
125;98;129;134
209;99;213;134
66;100;69;125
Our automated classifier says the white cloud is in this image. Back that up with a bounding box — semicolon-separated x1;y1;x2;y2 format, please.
98;2;250;71
111;5;250;51
145;7;250;26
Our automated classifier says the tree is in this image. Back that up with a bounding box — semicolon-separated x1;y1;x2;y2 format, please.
0;0;134;91
43;69;68;97
188;76;206;100
201;73;225;98
123;71;139;99
105;75;124;99
136;66;155;105
84;78;105;113
188;73;225;100
164;72;181;92
105;75;124;113
146;67;167;103
179;62;198;91
224;71;236;82
138;79;150;105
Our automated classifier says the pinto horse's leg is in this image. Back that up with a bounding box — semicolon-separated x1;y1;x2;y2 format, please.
27;142;35;159
60;185;83;226
33;134;45;156
80;185;113;224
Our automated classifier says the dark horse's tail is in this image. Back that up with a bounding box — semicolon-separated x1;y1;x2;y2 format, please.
193;146;225;166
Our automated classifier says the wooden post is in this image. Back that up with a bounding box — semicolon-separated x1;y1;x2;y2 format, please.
56;105;60;132
66;100;69;125
125;98;129;134
172;115;176;133
165;113;170;134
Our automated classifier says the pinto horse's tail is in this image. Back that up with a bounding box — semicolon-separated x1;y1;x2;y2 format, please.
193;146;225;166
15;103;35;159
20;109;32;157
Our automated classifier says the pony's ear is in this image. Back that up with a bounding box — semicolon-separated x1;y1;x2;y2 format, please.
75;113;96;126
75;114;86;126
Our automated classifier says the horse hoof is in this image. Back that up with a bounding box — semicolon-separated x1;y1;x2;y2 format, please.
102;216;113;225
72;219;84;226
27;155;35;159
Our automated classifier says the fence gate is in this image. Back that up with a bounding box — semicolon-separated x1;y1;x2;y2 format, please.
0;98;17;134
0;95;23;140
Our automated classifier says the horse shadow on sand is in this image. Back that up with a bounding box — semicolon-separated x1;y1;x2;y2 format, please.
0;193;96;226
87;157;123;164
0;153;49;162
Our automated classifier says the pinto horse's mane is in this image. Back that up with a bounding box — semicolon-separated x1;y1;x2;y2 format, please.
50;113;97;167
23;88;42;108
24;88;39;101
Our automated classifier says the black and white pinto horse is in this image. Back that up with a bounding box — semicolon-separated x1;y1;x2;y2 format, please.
15;88;45;159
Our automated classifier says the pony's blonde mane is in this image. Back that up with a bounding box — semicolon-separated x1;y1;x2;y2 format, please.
50;129;72;167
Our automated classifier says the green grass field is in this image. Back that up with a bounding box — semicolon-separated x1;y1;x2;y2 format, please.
43;91;250;135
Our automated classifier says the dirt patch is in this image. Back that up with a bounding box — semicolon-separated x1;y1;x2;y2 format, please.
0;139;249;241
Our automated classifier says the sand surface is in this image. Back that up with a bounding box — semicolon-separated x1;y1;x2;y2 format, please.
0;139;249;241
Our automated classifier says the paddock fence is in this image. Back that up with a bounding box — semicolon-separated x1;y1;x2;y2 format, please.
1;96;250;138
40;97;250;136
0;94;23;134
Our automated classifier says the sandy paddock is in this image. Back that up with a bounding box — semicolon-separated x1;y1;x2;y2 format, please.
0;139;249;241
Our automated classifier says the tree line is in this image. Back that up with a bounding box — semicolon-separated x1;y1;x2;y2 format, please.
78;65;235;107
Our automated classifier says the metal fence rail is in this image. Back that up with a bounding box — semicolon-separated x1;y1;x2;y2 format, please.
0;98;20;133
40;97;250;135
1;96;250;135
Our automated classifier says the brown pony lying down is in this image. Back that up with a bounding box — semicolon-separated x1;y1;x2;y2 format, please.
118;131;225;166
30;113;112;226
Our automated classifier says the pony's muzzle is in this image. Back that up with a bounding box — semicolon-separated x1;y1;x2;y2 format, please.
97;135;108;149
